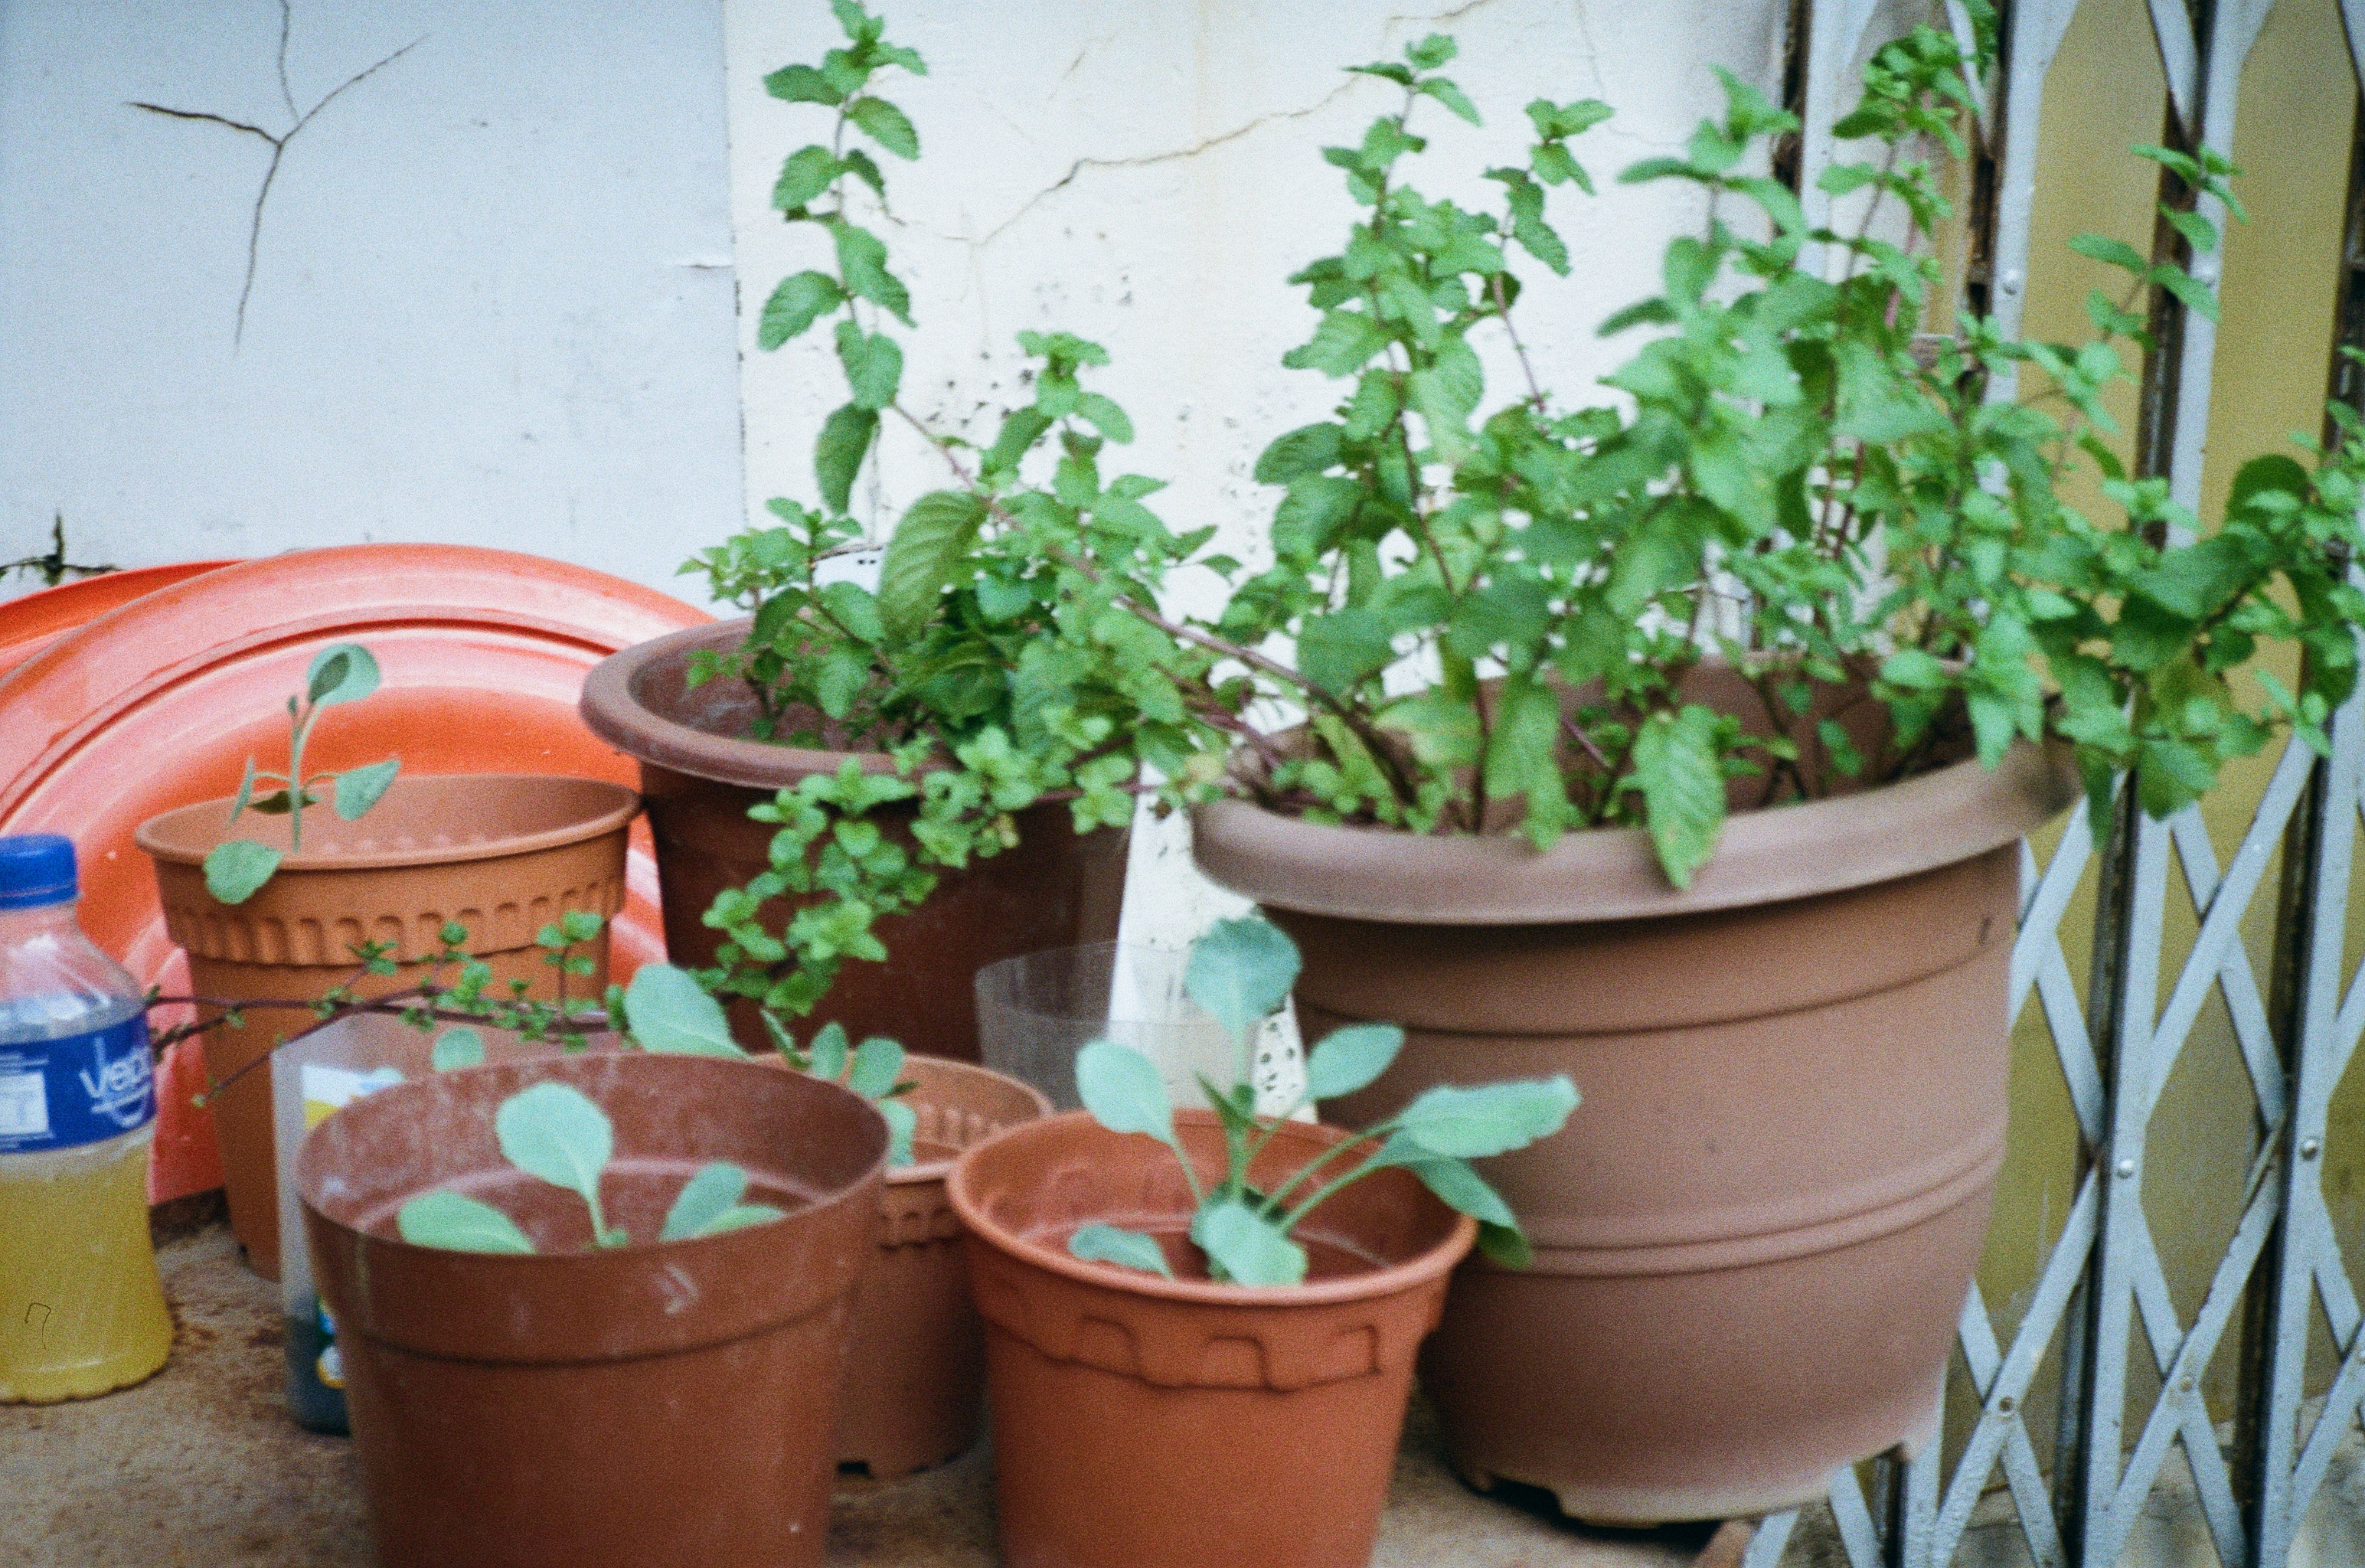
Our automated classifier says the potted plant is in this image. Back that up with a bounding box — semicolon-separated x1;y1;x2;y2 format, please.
948;916;1576;1568
137;642;639;1278
599;5;2365;1523
624;959;1055;1479
296;1044;886;1568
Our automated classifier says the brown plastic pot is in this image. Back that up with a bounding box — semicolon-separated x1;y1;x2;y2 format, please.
1191;704;2079;1524
137;773;639;1279
578;621;1129;1059
836;1054;1051;1479
296;1052;886;1568
949;1109;1475;1568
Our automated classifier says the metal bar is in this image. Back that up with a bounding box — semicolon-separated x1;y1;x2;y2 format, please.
2073;804;2172;1568
2252;653;2365;1564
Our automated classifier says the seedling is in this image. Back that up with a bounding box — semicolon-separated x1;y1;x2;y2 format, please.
204;642;400;904
394;1080;786;1254
619;962;919;1165
1069;916;1577;1286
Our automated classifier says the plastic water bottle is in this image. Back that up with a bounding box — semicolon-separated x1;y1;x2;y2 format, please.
0;834;171;1402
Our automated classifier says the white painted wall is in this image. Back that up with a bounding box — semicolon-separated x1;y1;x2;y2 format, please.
0;0;743;596
721;0;1786;948
5;0;1784;951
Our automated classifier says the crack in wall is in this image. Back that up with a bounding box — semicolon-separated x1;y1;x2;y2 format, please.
129;0;423;348
966;77;1364;250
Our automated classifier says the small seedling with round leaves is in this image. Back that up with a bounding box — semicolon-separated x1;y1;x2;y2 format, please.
1068;915;1577;1287
619;961;919;1165
394;1080;787;1254
203;642;401;904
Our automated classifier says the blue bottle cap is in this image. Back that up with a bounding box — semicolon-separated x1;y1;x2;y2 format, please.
0;834;78;910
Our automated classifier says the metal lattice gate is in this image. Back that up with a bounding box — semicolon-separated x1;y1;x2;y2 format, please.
1746;1;2365;1563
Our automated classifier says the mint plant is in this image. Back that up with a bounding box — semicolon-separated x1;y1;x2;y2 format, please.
203;642;401;903
691;3;2365;1050
394;1080;788;1254
1068;916;1577;1286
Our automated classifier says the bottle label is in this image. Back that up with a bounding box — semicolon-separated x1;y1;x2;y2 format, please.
0;1014;155;1153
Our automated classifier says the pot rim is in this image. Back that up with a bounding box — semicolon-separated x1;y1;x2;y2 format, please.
888;1053;1055;1187
948;1109;1476;1308
134;773;640;873
1190;739;2079;925
579;619;900;790
296;1054;887;1266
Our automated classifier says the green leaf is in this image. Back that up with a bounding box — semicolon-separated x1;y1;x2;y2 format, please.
688;1203;791;1237
815;403;879;511
1419;76;1481;126
2067;233;2148;276
203;840;282;905
1282;311;1390;377
1069;1223;1174;1279
877;489;987;642
880;1096;916;1166
765;64;843;106
1184;916;1301;1047
1628;705;1727;888
759;271;842;350
1392;1076;1579;1158
1074;391;1133;443
832;222;912;325
808;1021;850;1080
430;1027;485;1072
1192;1197;1308;1285
1253;423;1345;485
1372;1138;1530;1264
332;759;400;822
496;1082;615;1227
1076;1040;1176;1144
622;964;746;1057
1297;607;1396;695
658;1162;782;1241
835;320;903;410
560;910;603;944
397;1190;535;1254
772;145;841;212
305;643;380;707
846;1036;904;1099
846;96;919;159
817;580;886;645
1303;1023;1404;1101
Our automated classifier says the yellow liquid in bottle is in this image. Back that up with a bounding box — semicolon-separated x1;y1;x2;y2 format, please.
0;1130;172;1403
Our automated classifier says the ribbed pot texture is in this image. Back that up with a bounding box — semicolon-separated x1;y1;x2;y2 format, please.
837;1054;1050;1479
1190;730;2078;1525
578;622;1128;1059
950;1109;1475;1568
138;773;636;1279
297;1053;886;1568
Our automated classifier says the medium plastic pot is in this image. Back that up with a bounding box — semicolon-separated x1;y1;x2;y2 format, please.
296;1052;886;1568
949;1109;1475;1568
836;1054;1051;1479
578;621;1128;1059
1190;718;2079;1524
137;773;637;1279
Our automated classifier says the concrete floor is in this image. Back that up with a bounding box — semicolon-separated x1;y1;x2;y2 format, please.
2;1215;1743;1567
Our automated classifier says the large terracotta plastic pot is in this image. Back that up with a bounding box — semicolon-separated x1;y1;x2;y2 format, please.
837;1054;1051;1479
949;1109;1475;1568
137;774;638;1279
1190;733;2079;1525
578;621;1128;1058
296;1052;886;1568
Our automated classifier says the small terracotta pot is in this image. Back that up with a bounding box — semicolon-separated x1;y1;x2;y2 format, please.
296;1052;886;1568
836;1054;1051;1479
578;622;1128;1058
137;773;638;1279
1190;703;2079;1524
949;1109;1475;1568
